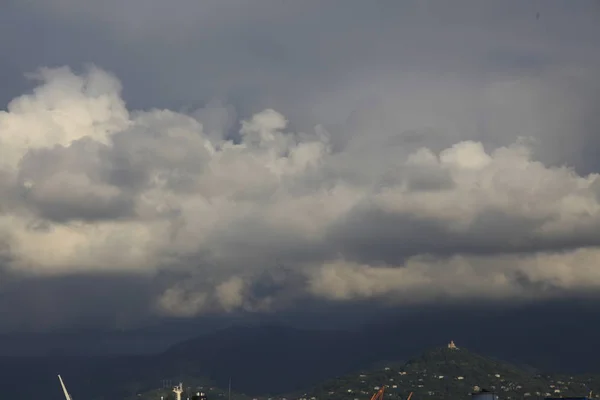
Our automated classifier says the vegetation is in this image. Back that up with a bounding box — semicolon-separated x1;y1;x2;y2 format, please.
303;346;599;400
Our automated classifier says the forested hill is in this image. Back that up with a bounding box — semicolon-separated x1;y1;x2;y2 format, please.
135;343;600;400
303;345;599;400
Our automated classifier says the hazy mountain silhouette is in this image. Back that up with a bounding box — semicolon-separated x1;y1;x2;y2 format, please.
3;299;600;400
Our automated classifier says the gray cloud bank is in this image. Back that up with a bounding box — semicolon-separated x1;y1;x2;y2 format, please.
0;0;599;331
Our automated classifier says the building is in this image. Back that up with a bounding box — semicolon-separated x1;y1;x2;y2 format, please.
448;340;459;350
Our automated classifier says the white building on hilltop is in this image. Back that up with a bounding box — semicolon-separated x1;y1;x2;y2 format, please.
448;340;459;350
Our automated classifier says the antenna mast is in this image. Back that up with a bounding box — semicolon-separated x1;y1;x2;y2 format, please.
229;377;232;400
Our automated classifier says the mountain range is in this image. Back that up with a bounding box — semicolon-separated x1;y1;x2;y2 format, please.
4;301;600;400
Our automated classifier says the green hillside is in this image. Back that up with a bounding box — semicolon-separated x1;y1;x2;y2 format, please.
134;342;600;400
305;344;598;400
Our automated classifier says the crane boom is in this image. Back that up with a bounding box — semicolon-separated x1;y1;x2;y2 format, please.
370;386;385;400
58;375;73;400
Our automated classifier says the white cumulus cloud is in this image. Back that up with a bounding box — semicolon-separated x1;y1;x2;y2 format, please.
1;65;600;328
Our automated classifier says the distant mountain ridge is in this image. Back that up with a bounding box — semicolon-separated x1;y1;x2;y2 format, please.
135;343;600;400
5;302;600;400
156;303;600;395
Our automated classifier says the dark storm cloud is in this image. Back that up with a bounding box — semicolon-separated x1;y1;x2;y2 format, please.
0;0;599;331
327;207;600;265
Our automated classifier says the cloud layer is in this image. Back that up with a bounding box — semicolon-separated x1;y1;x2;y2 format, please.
1;0;600;331
1;64;600;330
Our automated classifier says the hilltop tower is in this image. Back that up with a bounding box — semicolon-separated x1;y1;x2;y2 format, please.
448;340;459;350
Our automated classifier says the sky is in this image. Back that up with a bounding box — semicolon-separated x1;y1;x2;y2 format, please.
1;0;600;333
